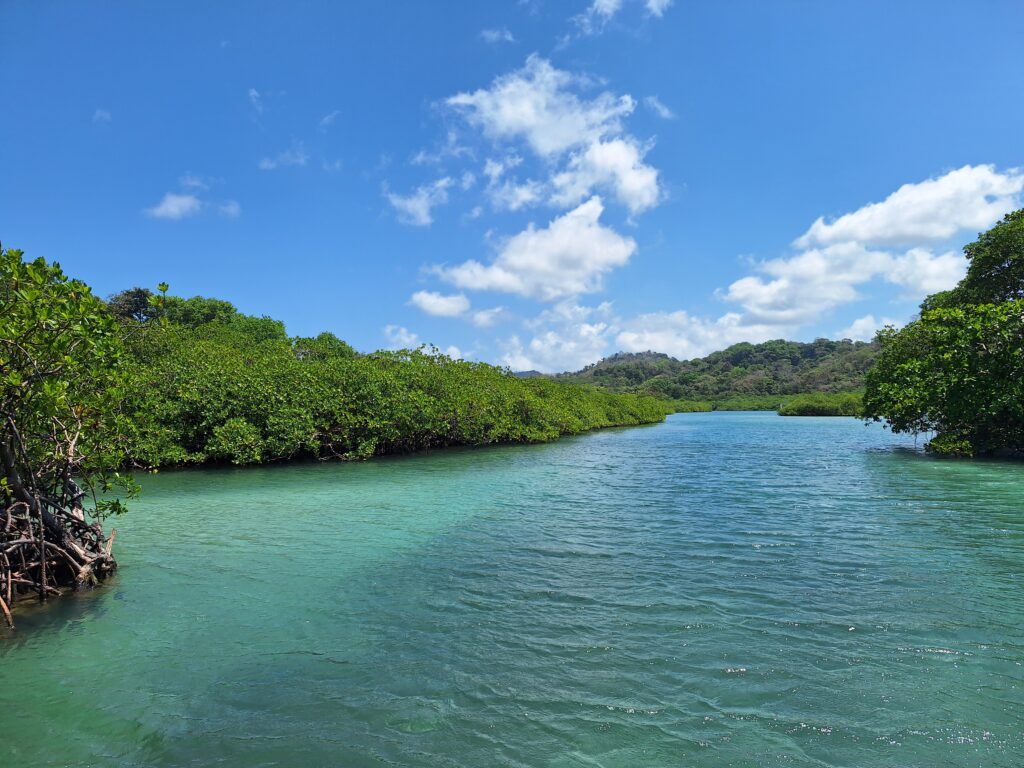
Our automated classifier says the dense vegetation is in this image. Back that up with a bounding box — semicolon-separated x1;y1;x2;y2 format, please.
557;339;877;409
777;392;863;417
115;293;667;467
864;211;1024;457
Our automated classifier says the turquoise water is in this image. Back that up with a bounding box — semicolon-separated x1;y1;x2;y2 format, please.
2;412;1023;767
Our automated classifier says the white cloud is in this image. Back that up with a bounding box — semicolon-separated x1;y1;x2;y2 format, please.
617;310;782;360
218;200;242;218
248;88;263;114
885;247;966;295
501;302;615;372
645;0;672;16
447;56;660;220
383;325;419;349
483;155;522;183
144;193;202;220
460;171;476;191
409;290;471;317
482;156;541;210
387;177;453;226
643;95;674;119
447;55;634;158
322;159;343;172
471;306;507;327
480;28;516;44
722;242;892;325
488;178;544;211
719;165;1021;328
444;345;463;359
258;144;309;170
550;137;659;214
92;108;111;123
797;164;1024;248
439;197;636;301
836;314;902;342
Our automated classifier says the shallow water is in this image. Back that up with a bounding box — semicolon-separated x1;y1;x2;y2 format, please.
2;412;1023;767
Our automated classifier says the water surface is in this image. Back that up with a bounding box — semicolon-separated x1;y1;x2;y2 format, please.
3;413;1023;766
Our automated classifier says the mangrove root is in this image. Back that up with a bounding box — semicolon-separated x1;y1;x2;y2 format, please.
0;498;116;630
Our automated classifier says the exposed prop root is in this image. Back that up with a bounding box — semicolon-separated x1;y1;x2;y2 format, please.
0;498;116;630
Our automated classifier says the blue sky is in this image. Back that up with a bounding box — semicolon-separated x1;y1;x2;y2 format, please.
2;1;1023;371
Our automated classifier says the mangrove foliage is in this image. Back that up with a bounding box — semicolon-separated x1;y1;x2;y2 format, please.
863;210;1024;457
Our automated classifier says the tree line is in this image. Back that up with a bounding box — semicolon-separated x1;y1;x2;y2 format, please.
556;339;878;403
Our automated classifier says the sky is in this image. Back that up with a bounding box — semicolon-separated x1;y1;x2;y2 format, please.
2;1;1023;372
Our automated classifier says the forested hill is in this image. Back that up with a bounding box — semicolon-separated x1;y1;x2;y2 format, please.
556;339;879;400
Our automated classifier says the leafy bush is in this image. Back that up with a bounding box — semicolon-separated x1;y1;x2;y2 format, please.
777;392;862;417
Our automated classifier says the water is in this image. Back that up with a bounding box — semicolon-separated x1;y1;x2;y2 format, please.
2;413;1023;767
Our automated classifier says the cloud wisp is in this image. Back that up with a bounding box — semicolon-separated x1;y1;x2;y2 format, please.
387;177;454;226
258;143;309;171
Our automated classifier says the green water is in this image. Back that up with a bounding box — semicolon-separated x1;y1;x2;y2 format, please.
2;413;1023;767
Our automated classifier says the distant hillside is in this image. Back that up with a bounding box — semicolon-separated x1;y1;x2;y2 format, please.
557;339;879;401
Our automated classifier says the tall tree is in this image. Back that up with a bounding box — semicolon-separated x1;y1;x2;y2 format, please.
863;211;1024;456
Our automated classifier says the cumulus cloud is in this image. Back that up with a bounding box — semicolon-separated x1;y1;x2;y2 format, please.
796;164;1024;248
144;193;202;220
480;28;515;44
387;177;454;226
836;314;902;342
383;325;419;349
550;137;659;214
447;56;660;220
438;197;636;301
885;247;966;295
409;290;471;317
501;302;615;372
500;164;1017;370
722;242;892;326
720;165;1022;327
447;55;635;158
258;144;309;170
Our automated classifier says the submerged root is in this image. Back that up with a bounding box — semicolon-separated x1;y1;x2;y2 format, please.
0;500;116;630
